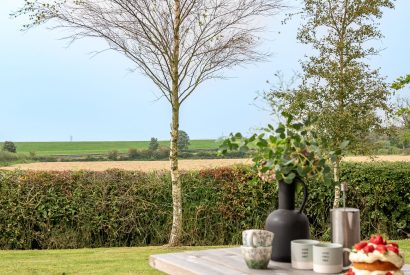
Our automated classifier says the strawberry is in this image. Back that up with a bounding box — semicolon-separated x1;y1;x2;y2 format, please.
345;268;355;275
370;235;385;245
363;245;375;254
354;241;368;250
387;246;399;254
386;272;392;275
389;242;398;248
376;244;387;254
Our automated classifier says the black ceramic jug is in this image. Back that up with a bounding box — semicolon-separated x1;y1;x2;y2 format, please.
265;180;310;262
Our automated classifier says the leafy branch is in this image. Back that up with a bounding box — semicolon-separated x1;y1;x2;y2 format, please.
219;112;349;185
392;74;410;90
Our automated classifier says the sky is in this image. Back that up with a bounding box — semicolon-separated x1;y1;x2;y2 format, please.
1;0;409;142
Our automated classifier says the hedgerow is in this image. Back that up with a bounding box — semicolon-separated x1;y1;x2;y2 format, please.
0;162;408;249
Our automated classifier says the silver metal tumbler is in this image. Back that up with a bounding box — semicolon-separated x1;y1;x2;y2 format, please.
330;208;360;266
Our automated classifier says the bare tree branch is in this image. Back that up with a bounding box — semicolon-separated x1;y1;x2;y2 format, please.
14;0;283;106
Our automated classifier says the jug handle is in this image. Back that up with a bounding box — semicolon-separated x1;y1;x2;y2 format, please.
298;180;308;214
343;248;352;271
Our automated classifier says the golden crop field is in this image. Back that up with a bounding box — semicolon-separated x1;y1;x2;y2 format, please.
1;155;410;172
0;159;252;172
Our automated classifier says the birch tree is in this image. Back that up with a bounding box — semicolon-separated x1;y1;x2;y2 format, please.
15;0;283;245
267;0;394;208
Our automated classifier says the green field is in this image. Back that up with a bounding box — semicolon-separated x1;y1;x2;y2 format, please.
1;140;220;156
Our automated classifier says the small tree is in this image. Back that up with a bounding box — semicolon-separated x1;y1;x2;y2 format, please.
148;138;159;151
178;130;190;150
268;0;394;207
2;141;17;153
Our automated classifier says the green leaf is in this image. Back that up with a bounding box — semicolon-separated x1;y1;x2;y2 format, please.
296;182;303;194
339;140;350;150
275;126;285;133
284;159;294;166
248;134;256;143
296;167;306;177
284;176;293;184
318;159;326;166
231;143;239;150
291;123;303;130
281;111;294;124
287;172;296;180
256;139;268;148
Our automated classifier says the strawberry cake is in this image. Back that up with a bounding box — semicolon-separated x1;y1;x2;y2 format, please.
346;235;404;275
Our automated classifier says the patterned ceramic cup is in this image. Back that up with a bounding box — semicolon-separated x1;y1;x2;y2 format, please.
241;246;272;269
242;229;274;248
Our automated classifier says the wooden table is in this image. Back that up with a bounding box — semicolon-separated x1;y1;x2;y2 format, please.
149;247;410;275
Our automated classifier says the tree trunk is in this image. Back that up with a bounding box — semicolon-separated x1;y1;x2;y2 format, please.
168;0;182;247
332;1;347;210
332;157;341;208
168;103;182;246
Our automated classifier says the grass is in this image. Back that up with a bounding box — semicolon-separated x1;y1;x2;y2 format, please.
0;241;408;274
0;246;221;275
1;140;220;156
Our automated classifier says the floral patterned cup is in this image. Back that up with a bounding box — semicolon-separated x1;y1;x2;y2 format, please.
241;246;272;269
242;229;274;248
241;229;273;269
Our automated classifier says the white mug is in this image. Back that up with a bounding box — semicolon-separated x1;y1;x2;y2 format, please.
291;239;320;269
313;243;351;273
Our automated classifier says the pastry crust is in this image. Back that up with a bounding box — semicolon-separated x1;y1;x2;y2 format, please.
353;261;400;271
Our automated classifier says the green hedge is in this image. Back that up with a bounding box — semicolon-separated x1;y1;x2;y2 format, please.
0;162;408;249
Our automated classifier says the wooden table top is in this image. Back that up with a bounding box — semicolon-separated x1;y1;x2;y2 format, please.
149;247;410;275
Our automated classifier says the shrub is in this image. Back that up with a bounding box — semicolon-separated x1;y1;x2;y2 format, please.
0;151;28;165
152;147;170;160
107;150;119;160
148;138;159;151
2;141;16;153
0;162;408;250
138;149;153;160
0;151;19;162
128;148;139;159
377;148;389;155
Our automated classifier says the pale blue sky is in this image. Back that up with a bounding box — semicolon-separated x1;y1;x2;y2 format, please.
1;0;409;142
